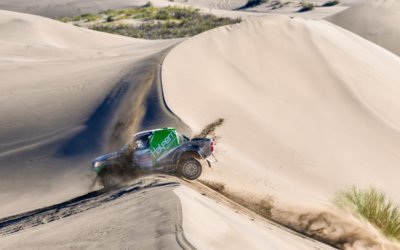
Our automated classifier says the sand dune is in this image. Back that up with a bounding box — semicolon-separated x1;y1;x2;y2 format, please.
0;10;182;217
2;0;400;248
163;15;400;209
327;0;400;56
0;8;337;249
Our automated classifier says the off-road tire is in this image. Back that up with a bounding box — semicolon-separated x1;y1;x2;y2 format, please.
179;158;202;180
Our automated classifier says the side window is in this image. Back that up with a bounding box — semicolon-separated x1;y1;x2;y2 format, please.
135;134;151;150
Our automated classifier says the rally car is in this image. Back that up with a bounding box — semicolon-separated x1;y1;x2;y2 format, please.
92;127;215;187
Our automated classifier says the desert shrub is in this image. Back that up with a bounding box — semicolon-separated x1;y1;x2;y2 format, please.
91;9;240;39
143;1;153;7
334;186;400;240
298;1;314;12
76;13;100;22
57;13;101;22
322;0;340;7
106;15;114;22
59;6;240;39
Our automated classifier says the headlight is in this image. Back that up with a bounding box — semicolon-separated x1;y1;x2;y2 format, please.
93;162;102;169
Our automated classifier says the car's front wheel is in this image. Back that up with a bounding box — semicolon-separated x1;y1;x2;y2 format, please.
179;158;202;180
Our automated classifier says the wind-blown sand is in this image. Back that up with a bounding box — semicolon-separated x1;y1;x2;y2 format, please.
327;0;400;56
163;16;400;208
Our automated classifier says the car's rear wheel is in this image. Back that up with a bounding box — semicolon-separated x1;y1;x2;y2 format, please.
179;158;202;180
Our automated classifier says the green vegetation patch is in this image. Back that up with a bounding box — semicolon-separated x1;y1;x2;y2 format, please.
298;1;315;12
334;186;400;241
58;12;101;22
57;4;241;39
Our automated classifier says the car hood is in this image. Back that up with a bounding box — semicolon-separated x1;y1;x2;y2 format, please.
93;151;120;163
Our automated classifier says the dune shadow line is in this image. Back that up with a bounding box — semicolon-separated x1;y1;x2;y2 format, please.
58;79;131;156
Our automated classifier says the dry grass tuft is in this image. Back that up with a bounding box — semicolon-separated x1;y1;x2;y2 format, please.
334;186;400;241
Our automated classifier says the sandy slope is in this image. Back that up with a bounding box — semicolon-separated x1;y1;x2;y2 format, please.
175;185;334;250
163;15;400;209
0;10;185;217
0;179;193;249
327;0;400;56
0;176;334;250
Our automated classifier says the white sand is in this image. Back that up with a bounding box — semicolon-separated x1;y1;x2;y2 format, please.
327;0;400;56
163;16;400;209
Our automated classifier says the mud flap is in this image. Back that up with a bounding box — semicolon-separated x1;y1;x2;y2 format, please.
206;153;218;168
